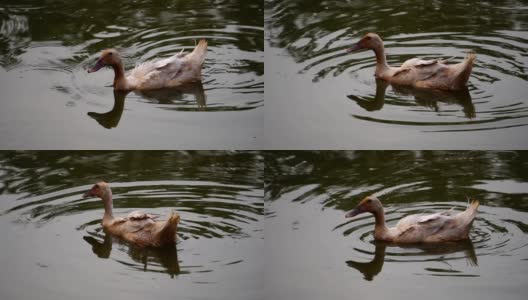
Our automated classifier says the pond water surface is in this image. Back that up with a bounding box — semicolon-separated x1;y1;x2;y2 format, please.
264;0;528;149
264;151;528;300
0;0;263;149
0;151;264;300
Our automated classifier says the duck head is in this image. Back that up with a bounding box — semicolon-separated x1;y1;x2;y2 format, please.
346;33;383;53
88;49;122;73
345;195;383;218
83;181;112;200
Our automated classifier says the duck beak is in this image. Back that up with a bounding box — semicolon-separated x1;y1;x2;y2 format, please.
346;42;363;53
345;207;363;218
82;190;95;199
88;58;105;73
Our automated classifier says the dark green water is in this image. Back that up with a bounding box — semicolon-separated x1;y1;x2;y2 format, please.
265;0;528;148
264;151;528;300
0;151;264;300
0;0;263;149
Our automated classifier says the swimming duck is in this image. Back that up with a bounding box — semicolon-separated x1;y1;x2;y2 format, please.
346;33;475;90
83;181;180;247
345;195;479;243
88;39;207;91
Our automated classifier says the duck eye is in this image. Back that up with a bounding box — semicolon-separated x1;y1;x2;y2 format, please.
108;52;113;56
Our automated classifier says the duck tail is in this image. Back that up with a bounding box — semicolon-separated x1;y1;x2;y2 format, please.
461;198;479;224
156;210;180;244
188;39;208;66
467;198;479;214
451;51;475;90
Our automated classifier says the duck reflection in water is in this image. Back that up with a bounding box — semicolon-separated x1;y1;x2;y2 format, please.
347;79;476;118
346;239;478;281
87;90;126;129
87;81;207;129
83;231;181;278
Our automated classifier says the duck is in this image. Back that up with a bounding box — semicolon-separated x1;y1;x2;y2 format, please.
82;181;180;247
346;33;475;90
345;195;479;243
88;39;207;91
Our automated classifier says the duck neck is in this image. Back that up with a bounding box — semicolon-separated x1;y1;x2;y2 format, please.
102;191;114;220
372;45;389;78
112;63;127;90
372;207;389;238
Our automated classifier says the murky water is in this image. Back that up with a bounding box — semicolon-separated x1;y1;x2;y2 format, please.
264;151;528;300
0;0;263;149
0;151;264;300
264;0;528;148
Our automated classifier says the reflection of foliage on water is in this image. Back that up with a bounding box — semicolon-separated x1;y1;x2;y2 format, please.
264;151;528;212
0;151;264;196
0;0;263;68
0;13;29;66
266;0;528;63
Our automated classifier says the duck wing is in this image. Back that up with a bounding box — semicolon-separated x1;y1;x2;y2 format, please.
391;57;446;82
395;212;445;229
395;212;457;242
153;55;184;74
125;56;182;88
400;58;439;69
127;211;159;220
152;40;207;77
117;211;156;233
131;56;191;90
109;216;127;226
129;52;185;74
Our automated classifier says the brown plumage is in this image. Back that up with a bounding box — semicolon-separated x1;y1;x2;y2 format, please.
345;195;479;243
347;33;475;90
83;181;180;247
